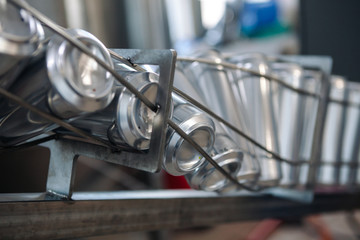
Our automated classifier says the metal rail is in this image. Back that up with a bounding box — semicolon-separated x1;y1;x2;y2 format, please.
1;190;360;239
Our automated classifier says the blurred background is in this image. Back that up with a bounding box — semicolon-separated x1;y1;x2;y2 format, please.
2;0;360;239
24;0;360;81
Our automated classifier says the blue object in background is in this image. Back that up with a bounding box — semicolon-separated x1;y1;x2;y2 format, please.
241;0;281;37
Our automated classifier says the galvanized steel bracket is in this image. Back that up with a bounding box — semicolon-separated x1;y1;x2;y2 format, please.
42;49;176;199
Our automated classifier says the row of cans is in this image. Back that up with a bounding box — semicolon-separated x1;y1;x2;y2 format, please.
1;1;359;192
175;50;360;191
0;2;241;192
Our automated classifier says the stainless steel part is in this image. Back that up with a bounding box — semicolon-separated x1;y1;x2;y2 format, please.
163;94;215;176
173;67;260;186
0;0;44;88
0;28;115;146
229;53;281;187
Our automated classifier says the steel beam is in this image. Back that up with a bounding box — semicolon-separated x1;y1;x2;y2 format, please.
0;190;359;239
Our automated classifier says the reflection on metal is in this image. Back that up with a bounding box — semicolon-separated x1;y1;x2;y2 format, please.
228;53;281;187
10;0;158;112
164;94;215;176
175;55;334;198
0;0;360;216
0;28;115;146
0;0;44;89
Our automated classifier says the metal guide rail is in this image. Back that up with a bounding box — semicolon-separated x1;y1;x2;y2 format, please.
0;1;360;237
1;191;360;240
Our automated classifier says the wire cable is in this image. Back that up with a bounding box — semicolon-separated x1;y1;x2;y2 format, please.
0;87;120;152
168;119;261;192
173;87;305;166
177;56;321;99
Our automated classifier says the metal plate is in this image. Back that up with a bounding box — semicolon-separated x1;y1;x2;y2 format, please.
107;49;176;173
42;49;176;174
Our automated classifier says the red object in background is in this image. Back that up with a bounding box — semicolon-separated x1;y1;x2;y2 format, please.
246;219;283;240
163;172;191;189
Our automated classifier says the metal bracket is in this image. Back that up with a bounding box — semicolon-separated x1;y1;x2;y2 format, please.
42;140;78;200
109;49;176;173
40;49;176;199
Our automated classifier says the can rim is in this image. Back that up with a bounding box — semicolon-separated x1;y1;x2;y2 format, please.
0;5;44;56
163;106;215;176
116;72;159;150
185;149;243;191
46;28;114;115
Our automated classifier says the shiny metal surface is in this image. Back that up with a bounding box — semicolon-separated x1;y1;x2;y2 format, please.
0;55;55;146
345;81;360;186
47;28;114;118
265;55;332;191
180;51;261;183
185;133;243;191
105;49;176;173
229;53;281;187
184;51;249;143
164;94;215;176
0;0;44;87
34;48;176;200
298;69;322;185
65;87;126;146
10;0;157;112
69;71;159;150
174;67;259;186
320;76;348;185
115;71;158;150
270;62;319;187
319;78;360;186
1;0;353;200
0;29;115;146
